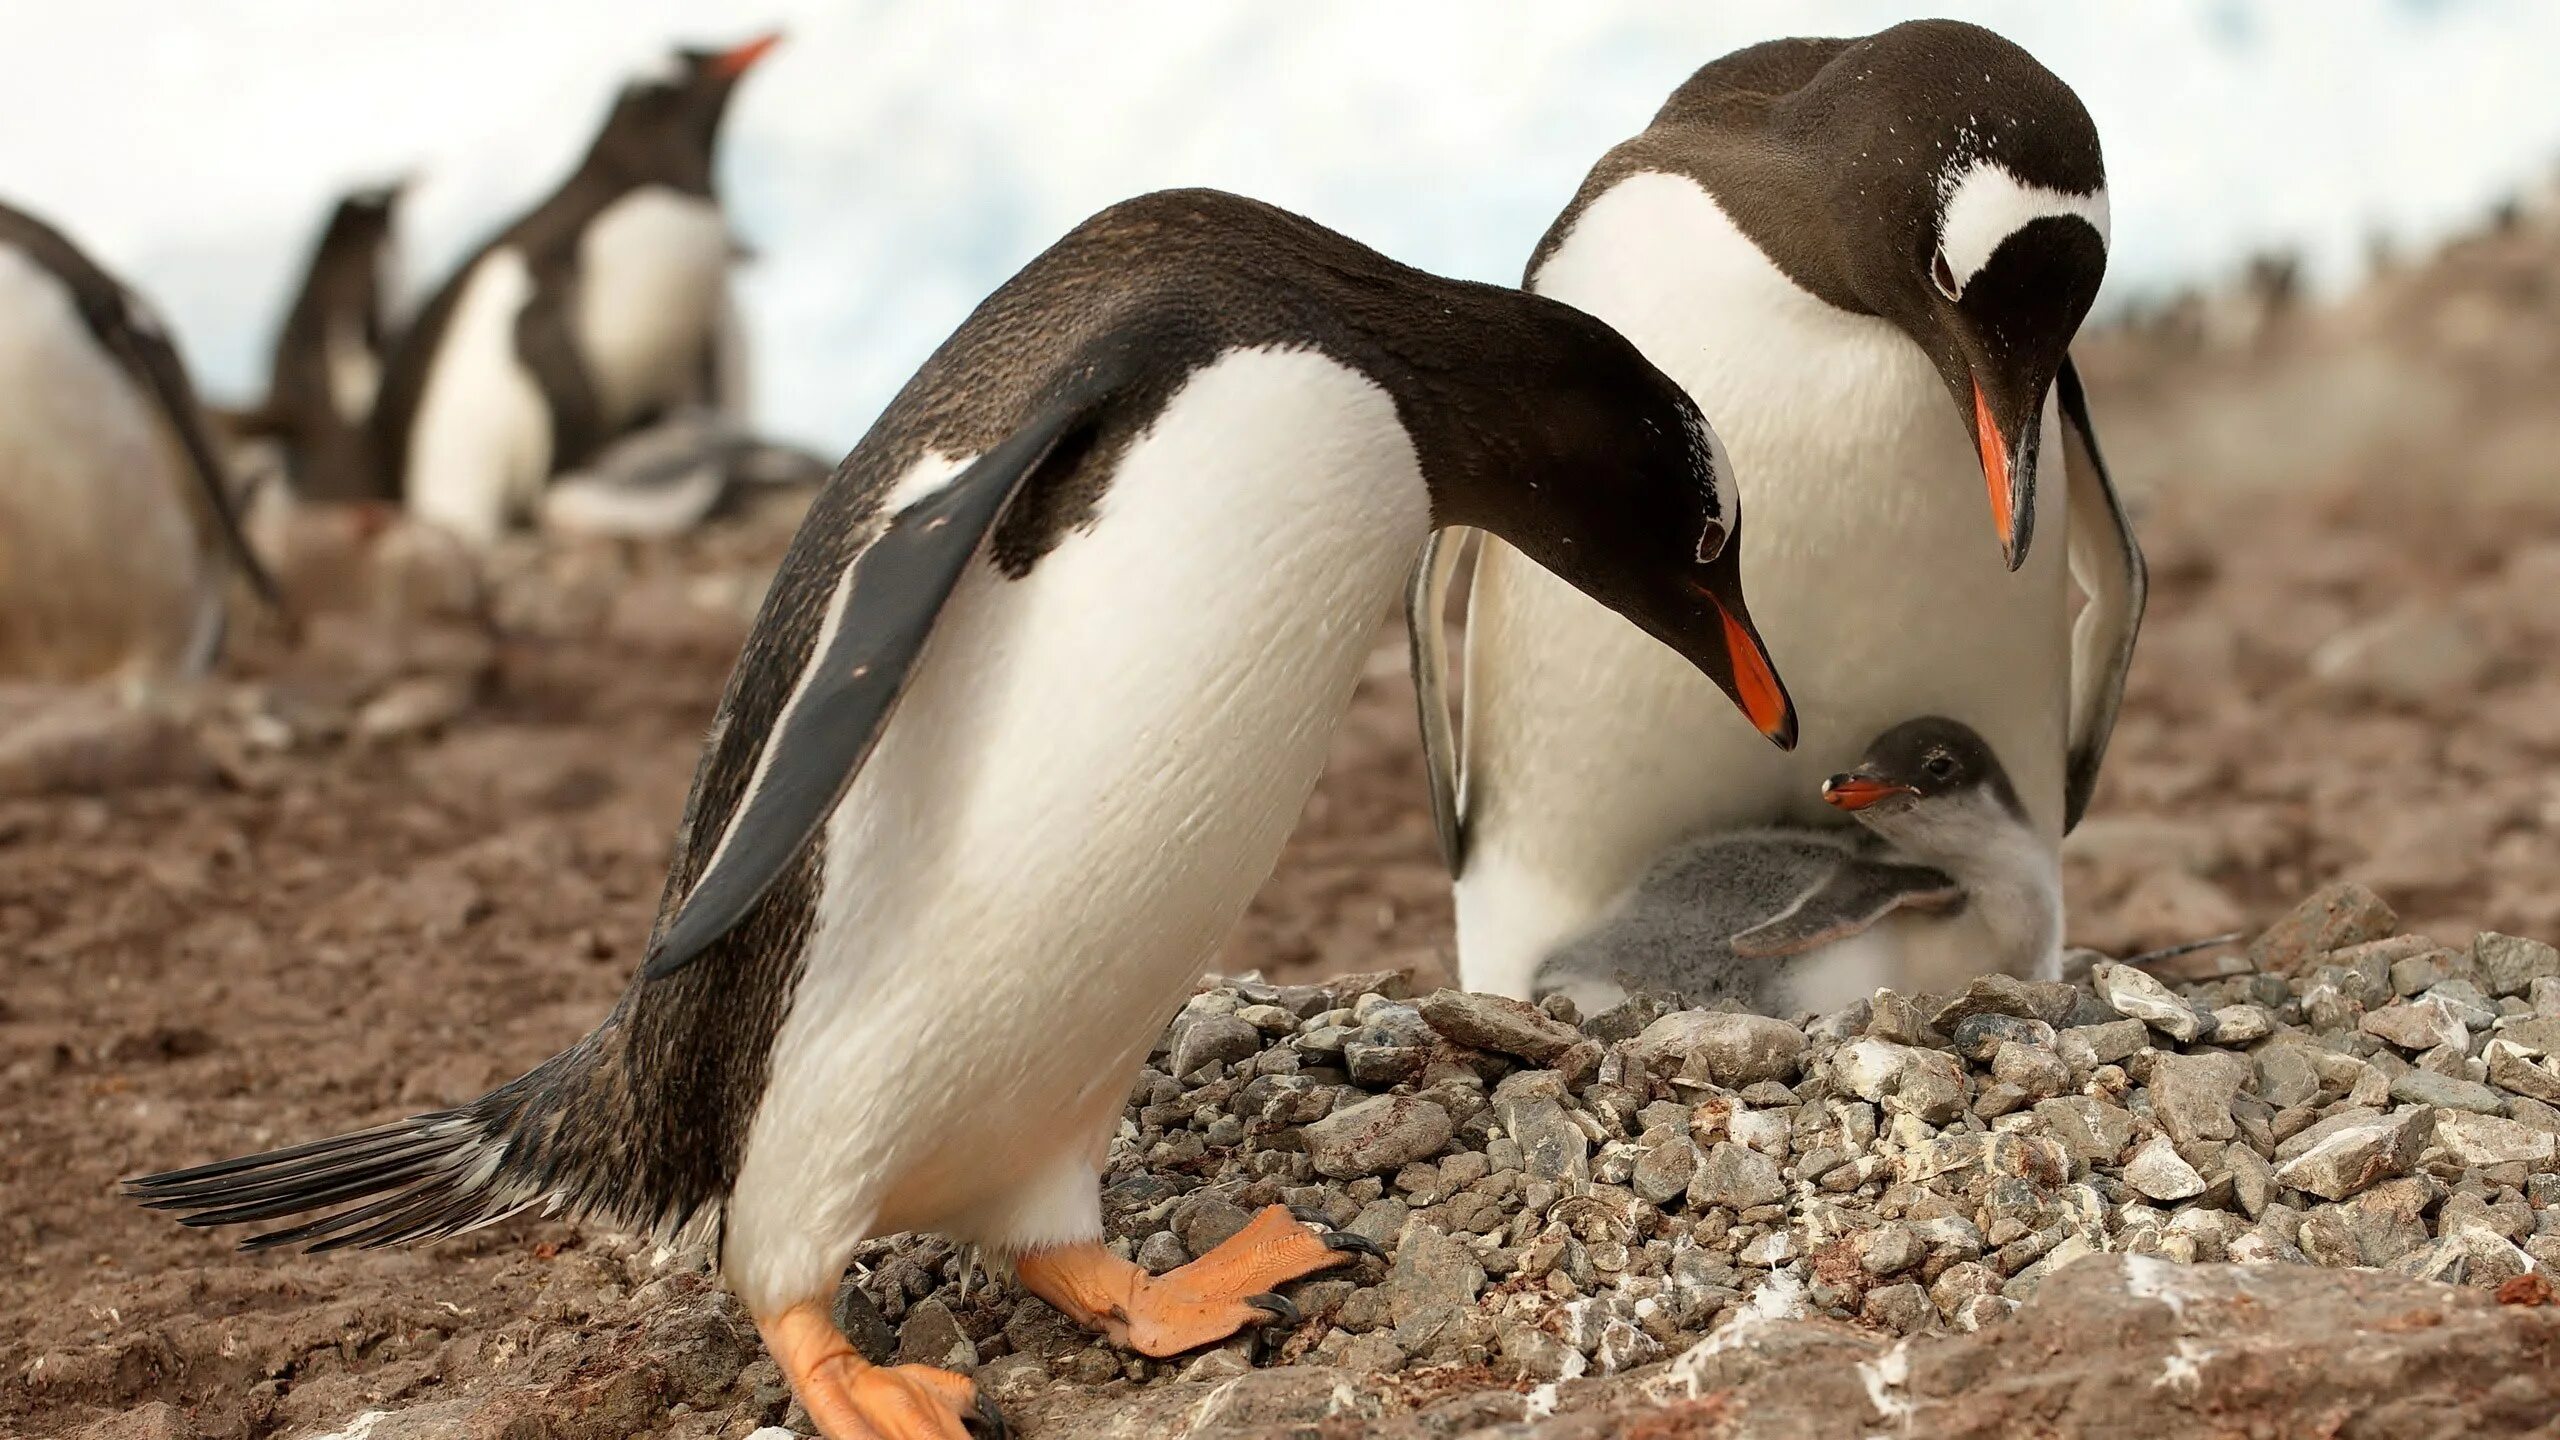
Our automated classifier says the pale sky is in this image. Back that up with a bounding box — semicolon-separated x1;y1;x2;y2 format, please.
4;0;2555;450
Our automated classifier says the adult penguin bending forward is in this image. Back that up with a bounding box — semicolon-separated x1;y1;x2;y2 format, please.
132;189;1795;1440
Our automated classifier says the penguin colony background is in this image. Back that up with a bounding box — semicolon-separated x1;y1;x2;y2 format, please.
0;13;2551;1440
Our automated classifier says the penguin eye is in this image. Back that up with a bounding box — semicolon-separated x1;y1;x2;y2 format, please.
1924;751;1955;779
1930;248;1959;301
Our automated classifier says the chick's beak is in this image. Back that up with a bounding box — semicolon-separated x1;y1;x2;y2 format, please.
1822;773;1915;812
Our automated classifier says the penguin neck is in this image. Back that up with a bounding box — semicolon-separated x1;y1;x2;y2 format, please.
1872;796;2062;976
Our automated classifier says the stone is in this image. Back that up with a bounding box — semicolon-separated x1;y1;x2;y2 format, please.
2250;882;2399;976
2434;1112;2559;1167
1632;1136;1700;1206
1632;1010;1807;1086
2227;1144;2278;1218
2147;1050;2251;1150
1951;1012;2056;1062
1417;989;1581;1063
2033;1096;2137;1166
1862;1281;1937;1335
1383;1220;1486;1327
1991;1042;2070;1098
2477;933;2560;998
1171;1014;1264;1078
2124;1137;2207;1201
2090;960;2207;1041
1931;973;2080;1029
1690;1142;1787;1211
1499;1322;1579;1382
2388;1068;2507;1116
1170;1194;1255;1257
2274;1108;2433;1200
1494;1095;1589;1187
2253;1044;2324;1109
895;1297;978;1371
1739;1230;1800;1267
2486;1044;2560;1105
1594;1318;1664;1374
2210;1004;2274;1043
1858;1223;1926;1277
1303;1095;1453;1179
2362;997;2470;1053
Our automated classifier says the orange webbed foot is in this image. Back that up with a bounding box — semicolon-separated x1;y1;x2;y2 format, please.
1015;1203;1383;1357
757;1300;1004;1439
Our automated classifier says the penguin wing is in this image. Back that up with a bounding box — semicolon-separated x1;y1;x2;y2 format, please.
2057;354;2147;833
639;383;1112;981
1407;525;1472;875
1727;860;1962;960
97;294;281;606
513;262;608;475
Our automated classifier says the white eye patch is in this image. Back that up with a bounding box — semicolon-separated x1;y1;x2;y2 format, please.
1685;411;1739;561
1935;160;2109;296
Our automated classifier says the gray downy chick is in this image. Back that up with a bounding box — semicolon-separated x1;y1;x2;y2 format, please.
1533;716;2060;1016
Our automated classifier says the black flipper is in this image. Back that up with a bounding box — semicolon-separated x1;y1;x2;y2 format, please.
515;260;608;477
1405;526;1472;876
640;383;1115;981
1728;860;1963;961
2056;354;2147;834
100;298;281;607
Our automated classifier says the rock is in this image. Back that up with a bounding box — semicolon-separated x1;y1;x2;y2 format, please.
2250;882;2399;976
1858;1223;1926;1277
0;691;213;797
2487;1043;2560;1105
1990;1041;2070;1098
1416;989;1581;1063
1595;1317;1664;1374
1691;1141;1787;1211
2227;1144;2278;1218
2124;1137;2207;1201
2309;606;2490;705
895;1297;978;1371
2034;1096;2137;1166
1739;1230;1800;1267
2434;1112;2558;1167
1302;1095;1453;1178
2274;1108;2433;1200
2210;1004;2274;1043
1499;1321;1579;1382
2362;996;2470;1053
1383;1220;1485;1327
2477;933;2560;998
1494;1093;1589;1186
1170;1013;1263;1077
2146;1050;2251;1150
1632;1010;1806;1086
2388;1068;2507;1116
1833;1039;1966;1122
1170;1193;1255;1256
1950;1013;2056;1063
354;674;477;739
1633;1136;1700;1206
2089;960;2207;1041
1931;973;2080;1029
1862;1281;1937;1335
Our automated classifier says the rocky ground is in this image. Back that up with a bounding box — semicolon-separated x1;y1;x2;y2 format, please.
7;198;2560;1437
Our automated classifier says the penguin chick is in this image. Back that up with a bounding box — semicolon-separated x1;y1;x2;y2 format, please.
1534;717;2059;1017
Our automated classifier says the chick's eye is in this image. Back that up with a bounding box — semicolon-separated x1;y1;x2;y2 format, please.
1924;752;1954;779
1930;248;1959;300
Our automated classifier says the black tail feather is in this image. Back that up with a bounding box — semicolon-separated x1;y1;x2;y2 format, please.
125;1107;537;1253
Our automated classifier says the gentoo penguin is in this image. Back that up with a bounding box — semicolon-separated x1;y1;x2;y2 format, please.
0;198;276;683
131;189;1794;1440
1533;717;2059;1018
1411;19;2145;998
244;181;404;502
373;34;777;542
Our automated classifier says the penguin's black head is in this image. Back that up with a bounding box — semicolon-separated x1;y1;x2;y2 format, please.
1782;20;2107;570
595;33;781;187
1460;299;1796;749
1822;715;2022;823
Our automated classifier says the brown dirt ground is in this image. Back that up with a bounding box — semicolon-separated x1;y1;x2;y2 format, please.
6;208;2560;1437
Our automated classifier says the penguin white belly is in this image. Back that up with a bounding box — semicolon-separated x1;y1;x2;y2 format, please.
723;346;1430;1313
0;248;213;681
405;249;550;543
1456;172;2071;997
574;187;730;429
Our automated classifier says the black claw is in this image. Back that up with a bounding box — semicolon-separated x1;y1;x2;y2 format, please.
1323;1230;1386;1262
968;1390;1010;1439
1245;1291;1301;1329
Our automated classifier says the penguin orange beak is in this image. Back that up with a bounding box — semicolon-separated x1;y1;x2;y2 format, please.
1822;774;1914;812
1706;592;1796;749
1972;380;2034;571
711;32;783;78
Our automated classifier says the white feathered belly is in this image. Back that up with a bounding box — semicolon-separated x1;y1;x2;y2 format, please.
574;187;730;428
0;247;214;681
1456;172;2071;996
723;347;1429;1311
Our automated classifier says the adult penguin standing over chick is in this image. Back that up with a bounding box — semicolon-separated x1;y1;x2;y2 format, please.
132;189;1797;1440
243;181;405;502
1413;20;2147;997
0;198;275;683
373;34;777;541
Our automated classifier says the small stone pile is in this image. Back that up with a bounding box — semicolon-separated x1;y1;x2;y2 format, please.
836;880;2560;1410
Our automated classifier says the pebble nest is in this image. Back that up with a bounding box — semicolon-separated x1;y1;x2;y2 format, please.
817;879;2560;1424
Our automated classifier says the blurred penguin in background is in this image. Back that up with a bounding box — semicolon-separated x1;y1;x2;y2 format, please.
374;34;780;543
0;198;275;685
236;180;406;505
